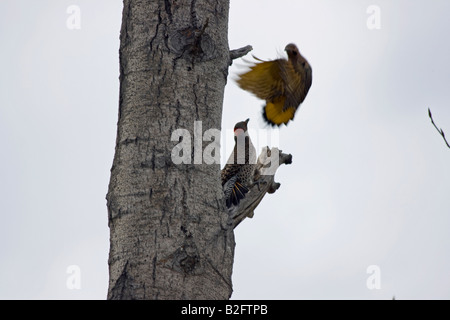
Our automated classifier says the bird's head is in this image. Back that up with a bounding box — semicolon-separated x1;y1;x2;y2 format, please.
234;118;249;138
285;43;300;59
285;43;310;70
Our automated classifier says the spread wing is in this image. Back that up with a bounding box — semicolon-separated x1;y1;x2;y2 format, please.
236;56;308;110
236;57;287;101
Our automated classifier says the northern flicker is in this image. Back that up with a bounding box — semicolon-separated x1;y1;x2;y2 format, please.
236;43;312;126
221;118;257;208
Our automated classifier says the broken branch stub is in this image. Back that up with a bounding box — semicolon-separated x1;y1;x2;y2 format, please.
229;45;253;63
230;147;293;229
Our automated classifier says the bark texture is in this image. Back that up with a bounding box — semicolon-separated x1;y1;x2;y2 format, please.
106;0;233;300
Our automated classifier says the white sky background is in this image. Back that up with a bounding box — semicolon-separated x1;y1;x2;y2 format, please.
0;0;449;299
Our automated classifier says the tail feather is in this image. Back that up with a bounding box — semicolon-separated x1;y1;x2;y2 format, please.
263;97;296;126
224;177;249;208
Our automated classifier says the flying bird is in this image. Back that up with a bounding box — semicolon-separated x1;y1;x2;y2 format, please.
221;118;257;208
236;43;312;126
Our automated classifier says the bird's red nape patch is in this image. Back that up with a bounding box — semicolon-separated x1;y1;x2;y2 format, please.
234;128;245;136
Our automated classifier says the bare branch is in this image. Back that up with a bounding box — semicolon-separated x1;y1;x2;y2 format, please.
229;45;253;62
428;108;450;149
230;147;292;229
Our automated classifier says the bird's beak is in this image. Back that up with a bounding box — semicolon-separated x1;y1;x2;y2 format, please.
245;118;250;124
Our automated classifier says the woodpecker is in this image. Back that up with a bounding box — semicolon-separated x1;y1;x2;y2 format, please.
236;43;312;126
221;118;257;208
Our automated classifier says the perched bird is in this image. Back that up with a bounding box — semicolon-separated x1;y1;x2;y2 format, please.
236;43;312;126
221;118;257;208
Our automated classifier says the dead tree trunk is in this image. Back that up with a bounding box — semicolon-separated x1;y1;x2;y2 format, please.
106;0;291;300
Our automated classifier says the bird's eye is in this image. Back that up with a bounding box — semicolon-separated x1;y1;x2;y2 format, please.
302;62;305;67
293;51;298;56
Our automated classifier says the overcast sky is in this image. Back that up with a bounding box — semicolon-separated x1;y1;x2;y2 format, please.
1;0;449;300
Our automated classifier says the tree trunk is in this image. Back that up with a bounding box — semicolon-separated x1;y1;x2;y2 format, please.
106;0;291;300
106;0;233;300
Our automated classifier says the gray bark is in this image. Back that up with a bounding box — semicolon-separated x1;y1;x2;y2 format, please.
106;0;232;300
106;0;291;300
